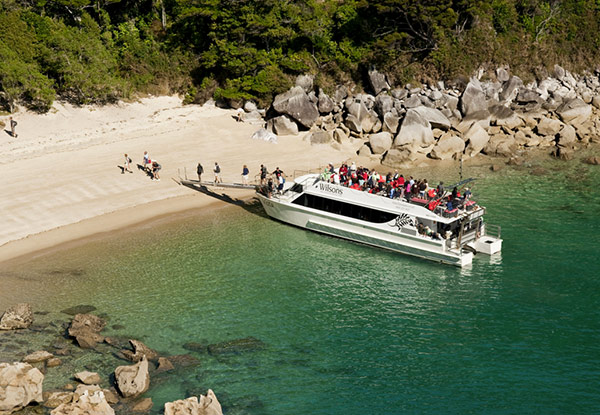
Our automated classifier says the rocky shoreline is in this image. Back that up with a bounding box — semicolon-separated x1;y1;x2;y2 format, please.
241;65;600;167
0;303;264;415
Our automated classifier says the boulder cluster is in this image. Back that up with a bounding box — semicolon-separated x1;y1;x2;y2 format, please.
0;304;224;415
241;65;600;165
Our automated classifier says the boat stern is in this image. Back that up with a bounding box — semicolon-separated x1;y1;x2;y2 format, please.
471;235;502;255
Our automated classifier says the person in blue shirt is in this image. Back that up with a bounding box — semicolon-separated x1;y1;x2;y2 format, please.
242;165;249;185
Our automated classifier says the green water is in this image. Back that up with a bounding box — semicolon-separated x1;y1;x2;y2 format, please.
1;159;599;414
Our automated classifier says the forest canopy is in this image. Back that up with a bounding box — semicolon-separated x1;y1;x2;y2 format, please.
1;0;599;112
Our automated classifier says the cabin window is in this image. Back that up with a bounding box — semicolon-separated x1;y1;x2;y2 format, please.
292;194;397;224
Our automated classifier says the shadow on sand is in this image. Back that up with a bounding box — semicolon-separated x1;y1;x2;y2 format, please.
180;181;265;216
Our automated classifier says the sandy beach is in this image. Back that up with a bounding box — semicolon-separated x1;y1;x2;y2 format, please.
0;96;366;263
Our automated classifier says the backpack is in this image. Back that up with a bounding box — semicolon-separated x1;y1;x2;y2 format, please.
127;157;132;163
215;165;221;173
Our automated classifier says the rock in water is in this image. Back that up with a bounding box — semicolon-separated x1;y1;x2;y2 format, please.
23;350;54;363
0;362;44;414
207;337;266;355
0;303;33;330
164;390;222;415
115;356;150;398
68;314;106;349
121;340;159;363
51;390;114;415
75;371;102;385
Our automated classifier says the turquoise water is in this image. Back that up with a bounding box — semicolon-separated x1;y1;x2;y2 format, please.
1;159;599;414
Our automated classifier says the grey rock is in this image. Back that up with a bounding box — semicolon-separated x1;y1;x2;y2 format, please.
553;64;566;79
273;86;319;128
464;123;490;158
412;106;451;130
429;134;465;160
357;144;372;157
369;132;393;154
243;101;257;112
344;114;362;134
516;88;542;103
317;90;335;113
333;85;348;104
375;94;394;117
403;95;421;109
333;128;349;143
536;117;564;136
368;69;390;95
382;112;400;134
272;115;299;136
583;156;600;165
496;67;510;82
499;76;523;102
391;88;408;100
483;134;517;157
557;124;577;147
394;109;434;149
556;98;592;124
460;78;487;116
295;74;313;93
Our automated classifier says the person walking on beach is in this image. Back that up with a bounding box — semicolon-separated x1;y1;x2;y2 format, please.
197;162;204;183
260;164;267;185
143;151;150;170
242;164;249;185
9;117;17;138
123;153;133;173
214;162;221;184
152;161;161;181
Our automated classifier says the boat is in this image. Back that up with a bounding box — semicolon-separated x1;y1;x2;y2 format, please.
255;173;502;267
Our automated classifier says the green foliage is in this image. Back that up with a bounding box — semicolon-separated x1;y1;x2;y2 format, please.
2;0;600;112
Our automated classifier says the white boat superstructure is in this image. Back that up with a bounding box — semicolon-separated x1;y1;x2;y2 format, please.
256;174;502;267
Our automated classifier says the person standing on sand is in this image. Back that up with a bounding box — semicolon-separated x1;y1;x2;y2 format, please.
143;151;150;169
214;162;221;184
9;117;17;137
197;162;204;183
123;154;133;173
242;164;249;185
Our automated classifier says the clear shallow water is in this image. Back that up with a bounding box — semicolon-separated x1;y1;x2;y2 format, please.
1;160;599;414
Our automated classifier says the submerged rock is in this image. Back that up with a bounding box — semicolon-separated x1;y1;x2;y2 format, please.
207;337;266;355
60;305;97;316
121;340;159;363
68;314;106;349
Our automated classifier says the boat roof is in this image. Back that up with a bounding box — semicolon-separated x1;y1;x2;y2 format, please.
293;174;479;224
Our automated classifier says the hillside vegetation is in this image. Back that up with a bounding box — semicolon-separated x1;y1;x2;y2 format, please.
1;0;599;112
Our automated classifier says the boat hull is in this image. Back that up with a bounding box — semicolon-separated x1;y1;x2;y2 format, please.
257;193;473;267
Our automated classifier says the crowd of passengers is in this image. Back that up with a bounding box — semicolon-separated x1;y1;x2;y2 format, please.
318;162;472;213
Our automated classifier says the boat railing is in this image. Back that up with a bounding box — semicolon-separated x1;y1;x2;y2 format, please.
485;223;502;239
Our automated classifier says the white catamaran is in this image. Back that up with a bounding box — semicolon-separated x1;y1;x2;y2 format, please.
256;174;502;267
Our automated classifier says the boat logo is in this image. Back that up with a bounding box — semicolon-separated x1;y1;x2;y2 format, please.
390;214;414;230
318;183;343;195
